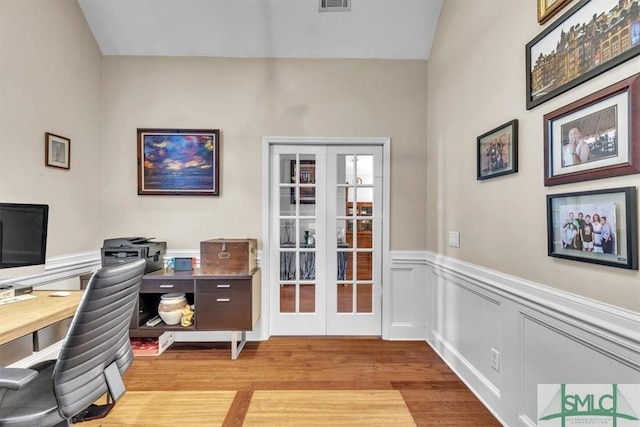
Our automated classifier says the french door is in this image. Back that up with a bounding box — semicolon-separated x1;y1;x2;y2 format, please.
269;143;383;336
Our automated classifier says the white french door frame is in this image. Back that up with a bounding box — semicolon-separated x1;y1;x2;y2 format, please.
261;137;391;338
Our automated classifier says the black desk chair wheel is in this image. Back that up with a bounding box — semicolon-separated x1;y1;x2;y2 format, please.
0;259;145;427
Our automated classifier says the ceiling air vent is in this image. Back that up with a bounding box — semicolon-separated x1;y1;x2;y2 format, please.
319;0;350;12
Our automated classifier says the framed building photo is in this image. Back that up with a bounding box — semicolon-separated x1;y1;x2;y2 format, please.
538;0;573;25
546;187;638;270
477;119;518;180
526;0;640;110
45;132;70;170
290;160;316;204
543;73;640;186
137;128;220;196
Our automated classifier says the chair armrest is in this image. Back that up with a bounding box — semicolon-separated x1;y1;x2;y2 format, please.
0;368;38;390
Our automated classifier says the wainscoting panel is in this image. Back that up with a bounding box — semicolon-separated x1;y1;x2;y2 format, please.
425;252;640;427
385;251;429;340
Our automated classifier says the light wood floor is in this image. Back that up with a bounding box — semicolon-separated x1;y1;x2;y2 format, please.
113;337;501;426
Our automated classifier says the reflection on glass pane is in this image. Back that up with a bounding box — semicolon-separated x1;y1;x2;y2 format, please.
300;202;316;217
336;220;348;245
345;218;354;235
342;155;356;185
280;284;295;313
280;154;296;184
354;187;373;205
336;187;348;216
280;187;296;217
299;251;315;280
355;155;374;185
338;284;353;313
299;219;316;246
356;252;372;280
300;284;315;313
343;252;354;281
357;220;372;235
279;251;296;280
337;251;348;280
296;159;316;184
280;220;296;247
357;284;373;313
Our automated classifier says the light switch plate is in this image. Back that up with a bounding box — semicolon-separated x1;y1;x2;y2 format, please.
448;231;460;248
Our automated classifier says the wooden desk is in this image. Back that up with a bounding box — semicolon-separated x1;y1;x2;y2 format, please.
0;291;83;346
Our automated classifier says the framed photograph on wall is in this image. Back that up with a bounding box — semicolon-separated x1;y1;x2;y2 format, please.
477;119;518;180
538;0;573;24
526;0;640;110
544;73;640;186
290;160;316;204
137;128;220;196
546;186;638;270
45;132;70;170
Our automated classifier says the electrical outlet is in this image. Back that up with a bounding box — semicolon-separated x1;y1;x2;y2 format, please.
448;231;460;248
491;348;500;372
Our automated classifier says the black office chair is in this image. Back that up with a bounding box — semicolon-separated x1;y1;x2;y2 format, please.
0;258;146;426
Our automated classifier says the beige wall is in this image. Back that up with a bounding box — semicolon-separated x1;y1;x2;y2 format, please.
101;57;429;250
0;0;103;278
427;1;640;311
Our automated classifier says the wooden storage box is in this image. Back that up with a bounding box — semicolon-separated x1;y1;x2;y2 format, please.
200;238;257;276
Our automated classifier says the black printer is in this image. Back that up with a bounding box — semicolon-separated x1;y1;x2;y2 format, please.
101;237;166;273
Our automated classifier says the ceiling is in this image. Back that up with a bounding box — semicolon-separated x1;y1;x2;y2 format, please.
77;0;443;60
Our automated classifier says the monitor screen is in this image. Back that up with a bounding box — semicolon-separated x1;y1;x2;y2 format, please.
0;203;49;269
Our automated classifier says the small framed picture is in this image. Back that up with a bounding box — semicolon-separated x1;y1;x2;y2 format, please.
546;187;638;270
537;0;572;24
290;160;316;204
543;74;640;186
477;119;518;180
45;132;70;170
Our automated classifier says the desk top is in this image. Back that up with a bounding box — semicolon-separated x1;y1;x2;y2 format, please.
0;291;83;345
144;268;258;280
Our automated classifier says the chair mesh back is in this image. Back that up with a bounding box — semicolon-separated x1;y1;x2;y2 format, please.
52;259;145;418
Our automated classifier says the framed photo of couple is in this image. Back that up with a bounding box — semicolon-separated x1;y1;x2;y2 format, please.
543;73;640;186
546;187;637;270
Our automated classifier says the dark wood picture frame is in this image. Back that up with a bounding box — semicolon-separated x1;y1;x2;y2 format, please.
538;0;573;25
45;132;70;170
526;0;640;110
137;128;220;196
546;186;638;270
544;73;640;186
477;119;518;180
290;160;316;204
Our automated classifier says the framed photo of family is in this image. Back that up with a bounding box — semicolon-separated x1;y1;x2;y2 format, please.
526;0;640;110
543;74;640;186
477;119;518;180
546;186;637;270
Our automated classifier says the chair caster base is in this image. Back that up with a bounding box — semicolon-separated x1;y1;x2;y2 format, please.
71;403;115;423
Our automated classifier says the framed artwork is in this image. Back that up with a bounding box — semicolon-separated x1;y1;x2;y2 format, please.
45;132;70;170
538;0;573;25
526;0;640;110
477;119;518;180
137;128;220;196
544;73;640;186
546;186;637;270
290;160;316;204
